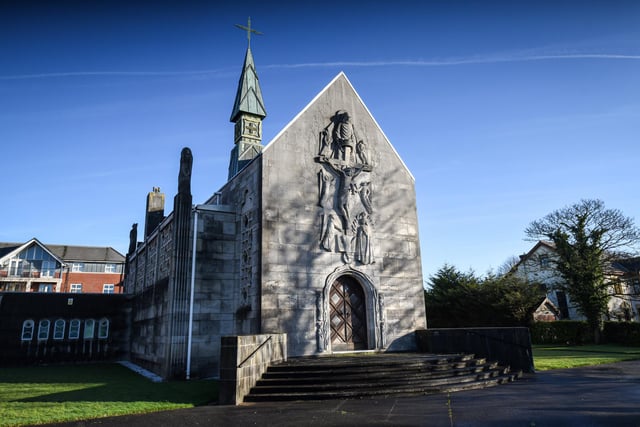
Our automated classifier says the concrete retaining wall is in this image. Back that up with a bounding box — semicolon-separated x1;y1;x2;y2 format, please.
219;334;287;405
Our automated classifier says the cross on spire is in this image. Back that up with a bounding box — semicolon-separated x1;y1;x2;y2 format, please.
234;17;263;47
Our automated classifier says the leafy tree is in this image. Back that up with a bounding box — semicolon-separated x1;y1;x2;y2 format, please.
525;199;640;342
425;265;544;328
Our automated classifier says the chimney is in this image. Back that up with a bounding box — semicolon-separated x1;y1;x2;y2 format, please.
145;187;165;237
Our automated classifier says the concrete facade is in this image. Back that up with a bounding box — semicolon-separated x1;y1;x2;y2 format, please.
125;71;427;380
257;73;426;356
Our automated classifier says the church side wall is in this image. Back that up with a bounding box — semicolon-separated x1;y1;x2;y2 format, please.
126;219;174;376
260;76;426;357
214;159;262;336
189;206;240;378
188;159;262;378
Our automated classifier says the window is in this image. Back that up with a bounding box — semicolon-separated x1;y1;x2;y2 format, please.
102;284;115;294
70;283;82;293
105;264;116;273
41;260;56;277
68;319;81;339
84;319;95;339
71;263;84;272
98;318;109;339
38;284;53;293
38;319;50;341
539;255;550;268
556;291;570;319
53;319;65;340
9;259;22;276
21;320;34;341
614;283;623;295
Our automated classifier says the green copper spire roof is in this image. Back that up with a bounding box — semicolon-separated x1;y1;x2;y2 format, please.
230;46;267;122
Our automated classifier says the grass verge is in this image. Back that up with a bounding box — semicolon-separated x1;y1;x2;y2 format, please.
0;363;217;427
533;344;640;370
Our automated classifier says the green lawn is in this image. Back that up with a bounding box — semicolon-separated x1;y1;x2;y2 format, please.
533;344;640;370
0;363;217;427
4;347;640;426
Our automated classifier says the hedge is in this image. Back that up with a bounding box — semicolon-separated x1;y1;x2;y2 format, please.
530;321;592;345
603;321;640;346
531;321;640;346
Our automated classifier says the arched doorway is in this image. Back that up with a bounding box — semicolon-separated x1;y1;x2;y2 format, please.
329;276;368;351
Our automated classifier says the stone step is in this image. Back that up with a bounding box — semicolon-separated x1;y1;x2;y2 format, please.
244;373;519;402
252;370;503;394
258;363;501;385
244;353;519;402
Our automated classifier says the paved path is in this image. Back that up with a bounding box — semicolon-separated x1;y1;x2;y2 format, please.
47;361;640;427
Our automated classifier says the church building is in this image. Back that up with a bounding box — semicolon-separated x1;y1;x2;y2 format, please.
125;40;427;379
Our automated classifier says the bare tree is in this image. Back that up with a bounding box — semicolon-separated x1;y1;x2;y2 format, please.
496;255;522;277
525;199;640;342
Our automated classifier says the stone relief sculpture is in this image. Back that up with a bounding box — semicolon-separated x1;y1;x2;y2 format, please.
354;212;373;265
378;294;386;348
315;290;328;351
315;110;374;265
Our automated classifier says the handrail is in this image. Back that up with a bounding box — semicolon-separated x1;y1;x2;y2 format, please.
237;335;273;368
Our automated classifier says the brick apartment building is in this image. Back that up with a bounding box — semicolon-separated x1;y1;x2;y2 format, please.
0;238;125;294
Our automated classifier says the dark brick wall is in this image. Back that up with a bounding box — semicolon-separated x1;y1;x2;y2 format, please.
0;293;130;366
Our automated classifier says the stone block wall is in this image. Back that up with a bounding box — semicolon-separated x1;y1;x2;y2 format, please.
188;204;244;378
219;333;287;405
259;74;426;356
126;216;175;377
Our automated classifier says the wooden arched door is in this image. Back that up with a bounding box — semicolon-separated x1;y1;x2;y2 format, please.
329;276;368;351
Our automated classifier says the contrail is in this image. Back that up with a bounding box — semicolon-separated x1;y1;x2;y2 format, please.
1;53;638;80
266;54;640;69
0;69;230;80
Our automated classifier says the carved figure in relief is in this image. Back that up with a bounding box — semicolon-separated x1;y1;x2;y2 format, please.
332;111;357;163
354;213;374;265
317;169;334;208
356;140;369;165
357;181;373;214
321;213;348;252
337;165;364;230
319;129;332;158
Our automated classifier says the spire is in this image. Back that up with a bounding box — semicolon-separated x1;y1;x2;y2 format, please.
228;18;267;180
230;46;267;122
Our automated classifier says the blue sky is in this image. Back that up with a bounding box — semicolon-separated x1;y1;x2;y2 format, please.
2;1;640;281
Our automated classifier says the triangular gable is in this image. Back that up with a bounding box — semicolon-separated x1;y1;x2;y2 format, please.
263;72;415;181
0;238;65;266
512;240;556;272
